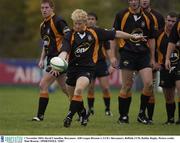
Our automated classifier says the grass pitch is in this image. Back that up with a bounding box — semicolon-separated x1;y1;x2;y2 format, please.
0;86;180;135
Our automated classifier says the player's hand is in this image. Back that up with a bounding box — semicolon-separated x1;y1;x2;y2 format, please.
110;57;118;69
150;59;155;70
108;65;116;75
132;35;147;42
154;62;161;70
165;59;171;70
50;68;60;77
38;59;44;69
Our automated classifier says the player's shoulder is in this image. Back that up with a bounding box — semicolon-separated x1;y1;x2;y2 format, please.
115;8;129;17
150;9;164;18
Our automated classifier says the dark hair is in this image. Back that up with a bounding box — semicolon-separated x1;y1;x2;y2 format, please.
167;12;178;18
41;0;54;8
87;12;98;20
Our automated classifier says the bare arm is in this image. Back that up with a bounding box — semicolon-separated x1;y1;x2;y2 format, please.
165;42;176;70
115;31;134;39
38;48;46;69
115;31;147;41
109;40;118;68
148;38;155;68
58;51;68;60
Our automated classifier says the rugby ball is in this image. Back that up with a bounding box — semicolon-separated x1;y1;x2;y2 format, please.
50;57;68;72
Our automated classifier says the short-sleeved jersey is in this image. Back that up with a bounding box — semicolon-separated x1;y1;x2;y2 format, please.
61;27;115;69
113;7;155;53
169;20;180;44
156;29;180;66
40;13;69;57
149;9;165;33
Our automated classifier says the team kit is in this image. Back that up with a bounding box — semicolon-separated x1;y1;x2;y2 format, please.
32;0;180;127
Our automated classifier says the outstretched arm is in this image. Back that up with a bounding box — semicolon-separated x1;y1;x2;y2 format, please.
115;31;146;41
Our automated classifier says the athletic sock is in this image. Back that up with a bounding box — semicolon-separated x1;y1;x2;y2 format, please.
166;103;175;121
178;101;180;119
103;97;110;111
87;98;94;109
37;97;49;119
125;97;132;115
139;94;150;115
67;100;81;119
118;97;127;117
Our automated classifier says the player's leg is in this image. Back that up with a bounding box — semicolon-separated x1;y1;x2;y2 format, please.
56;73;68;97
138;67;153;124
163;88;176;124
87;79;95;115
175;80;180;124
98;76;112;116
159;68;176;124
63;84;75;127
64;76;90;127
118;69;134;124
32;72;56;121
147;71;156;123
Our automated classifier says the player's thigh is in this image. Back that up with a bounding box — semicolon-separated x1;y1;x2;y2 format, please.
176;80;180;95
56;73;66;87
40;72;56;89
98;76;109;89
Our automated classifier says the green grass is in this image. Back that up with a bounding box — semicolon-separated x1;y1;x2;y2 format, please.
0;86;180;135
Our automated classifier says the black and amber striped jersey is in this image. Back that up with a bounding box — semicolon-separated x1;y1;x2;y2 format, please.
169;20;180;44
148;9;165;33
40;13;69;57
113;7;155;53
156;29;180;66
61;27;115;68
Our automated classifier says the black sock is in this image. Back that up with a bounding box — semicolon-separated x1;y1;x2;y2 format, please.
67;100;81;119
147;103;155;120
118;97;128;117
139;94;150;115
166;103;175;121
178;102;180;119
103;97;110;111
171;102;176;120
87;98;94;109
37;97;49;119
125;97;132;115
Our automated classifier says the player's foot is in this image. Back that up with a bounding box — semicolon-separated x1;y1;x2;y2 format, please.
105;110;113;116
89;108;94;115
175;119;180;125
32;115;44;121
80;110;90;126
163;119;174;125
63;117;72;128
148;120;153;125
118;116;129;124
137;113;149;124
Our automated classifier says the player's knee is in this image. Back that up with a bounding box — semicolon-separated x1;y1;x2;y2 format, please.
75;88;83;95
165;95;175;103
142;83;153;96
39;81;48;90
148;95;155;103
121;86;132;93
102;88;110;97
